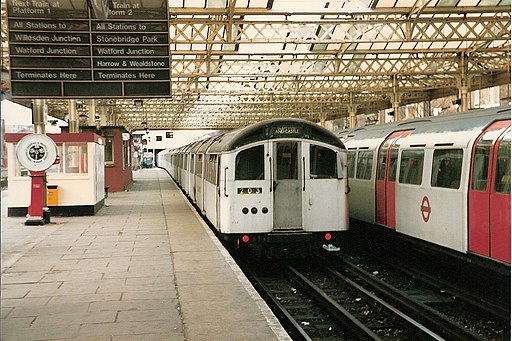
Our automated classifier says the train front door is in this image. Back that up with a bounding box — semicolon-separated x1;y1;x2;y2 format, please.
469;122;510;263
273;141;302;230
375;130;412;228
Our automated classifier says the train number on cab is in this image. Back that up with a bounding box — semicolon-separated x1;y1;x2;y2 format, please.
237;187;262;195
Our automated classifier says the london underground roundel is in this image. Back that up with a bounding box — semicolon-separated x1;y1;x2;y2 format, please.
16;134;57;172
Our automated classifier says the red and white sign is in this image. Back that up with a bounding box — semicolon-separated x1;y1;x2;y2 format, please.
420;196;431;222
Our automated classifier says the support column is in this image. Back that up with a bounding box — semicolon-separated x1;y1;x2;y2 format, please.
319;104;327;127
32;99;46;134
68;100;79;133
87;100;97;127
458;52;470;112
348;92;357;128
392;75;401;122
459;86;469;112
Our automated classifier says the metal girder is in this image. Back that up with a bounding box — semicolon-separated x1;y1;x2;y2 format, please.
170;12;509;45
1;1;511;130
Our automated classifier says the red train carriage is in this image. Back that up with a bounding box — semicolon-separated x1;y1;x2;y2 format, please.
339;106;510;265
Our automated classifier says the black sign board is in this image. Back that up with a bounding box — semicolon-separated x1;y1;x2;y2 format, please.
7;0;170;98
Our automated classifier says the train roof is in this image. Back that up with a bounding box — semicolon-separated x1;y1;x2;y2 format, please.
208;118;345;153
338;106;510;142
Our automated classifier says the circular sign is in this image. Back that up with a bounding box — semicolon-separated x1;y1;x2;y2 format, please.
15;134;57;172
420;196;431;222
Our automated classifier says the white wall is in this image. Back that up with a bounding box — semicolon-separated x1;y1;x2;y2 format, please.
1;100;66;133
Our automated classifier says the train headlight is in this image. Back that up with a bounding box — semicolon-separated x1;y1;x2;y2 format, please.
324;233;332;241
251;207;258;214
242;207;249;214
241;235;250;243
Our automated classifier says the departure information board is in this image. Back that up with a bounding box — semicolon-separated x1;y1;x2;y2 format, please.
7;0;170;98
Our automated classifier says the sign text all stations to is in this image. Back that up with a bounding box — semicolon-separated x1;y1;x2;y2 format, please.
9;19;168;32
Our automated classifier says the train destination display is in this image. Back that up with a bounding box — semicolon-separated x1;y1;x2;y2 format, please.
7;0;170;98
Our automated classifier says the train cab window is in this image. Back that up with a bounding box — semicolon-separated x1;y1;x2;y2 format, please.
495;132;511;194
235;145;264;180
310;145;336;179
399;150;424;185
276;142;298;180
431;149;463;189
347;151;356;178
356;151;373;180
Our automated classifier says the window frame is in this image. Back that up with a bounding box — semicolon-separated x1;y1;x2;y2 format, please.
398;149;424;186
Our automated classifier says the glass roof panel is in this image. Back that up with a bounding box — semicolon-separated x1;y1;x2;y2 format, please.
1;0;509;130
479;0;501;5
437;0;461;6
247;0;269;8
376;0;398;6
187;0;206;7
395;0;414;6
206;0;227;8
458;0;480;5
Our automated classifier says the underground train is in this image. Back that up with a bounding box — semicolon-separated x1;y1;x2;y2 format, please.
338;106;510;266
158;118;350;256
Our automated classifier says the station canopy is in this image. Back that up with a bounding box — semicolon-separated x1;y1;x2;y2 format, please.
1;0;510;131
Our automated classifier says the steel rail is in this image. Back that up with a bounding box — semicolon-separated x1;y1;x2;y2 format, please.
338;259;488;341
287;265;382;340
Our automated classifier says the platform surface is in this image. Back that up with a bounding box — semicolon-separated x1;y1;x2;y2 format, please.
1;168;291;341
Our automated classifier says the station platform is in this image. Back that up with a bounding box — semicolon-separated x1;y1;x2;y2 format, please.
1;168;291;341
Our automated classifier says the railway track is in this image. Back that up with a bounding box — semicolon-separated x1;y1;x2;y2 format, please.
244;257;509;340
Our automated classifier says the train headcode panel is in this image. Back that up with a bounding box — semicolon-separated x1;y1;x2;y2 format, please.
6;0;170;98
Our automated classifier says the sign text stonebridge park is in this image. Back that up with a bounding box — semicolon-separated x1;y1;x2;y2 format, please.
7;0;170;98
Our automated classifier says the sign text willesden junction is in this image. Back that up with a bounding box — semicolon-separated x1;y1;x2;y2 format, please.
7;0;170;98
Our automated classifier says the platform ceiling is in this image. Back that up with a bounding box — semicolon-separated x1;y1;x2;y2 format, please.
1;0;511;131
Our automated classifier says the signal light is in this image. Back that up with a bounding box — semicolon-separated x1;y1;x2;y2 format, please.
241;235;250;243
324;233;332;241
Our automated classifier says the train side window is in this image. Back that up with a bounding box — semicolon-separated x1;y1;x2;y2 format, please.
388;146;399;182
235;145;264;180
195;154;202;176
377;140;392;181
206;154;219;185
356;151;373;180
495;132;511;194
377;148;387;180
347;151;356;178
310;145;336;179
472;140;492;191
399;150;424;185
431;149;463;189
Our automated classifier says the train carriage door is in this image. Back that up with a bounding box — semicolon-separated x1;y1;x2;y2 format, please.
376;130;412;228
490;130;510;262
469;121;510;263
273;141;302;230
